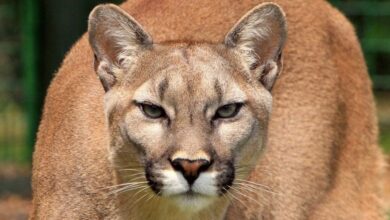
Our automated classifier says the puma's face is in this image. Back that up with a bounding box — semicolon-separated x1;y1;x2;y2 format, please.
89;3;286;211
105;44;272;209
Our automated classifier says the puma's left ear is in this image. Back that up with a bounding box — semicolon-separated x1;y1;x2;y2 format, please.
88;4;153;91
225;3;287;90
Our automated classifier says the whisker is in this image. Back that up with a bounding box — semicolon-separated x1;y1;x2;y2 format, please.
119;168;144;172
132;185;150;197
111;186;148;216
97;183;140;192
104;181;148;189
125;176;146;182
104;181;149;196
233;182;278;196
114;164;144;169
144;193;156;204
122;172;145;177
109;185;147;196
235;179;273;190
233;183;262;194
230;186;263;207
223;187;247;207
127;187;152;210
118;171;145;177
220;190;232;203
234;164;274;173
232;185;275;205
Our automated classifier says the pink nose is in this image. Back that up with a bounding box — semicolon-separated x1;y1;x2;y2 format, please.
170;158;211;184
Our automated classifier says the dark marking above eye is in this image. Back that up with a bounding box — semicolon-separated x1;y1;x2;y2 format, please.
214;80;223;104
181;48;190;63
158;78;169;101
189;112;194;124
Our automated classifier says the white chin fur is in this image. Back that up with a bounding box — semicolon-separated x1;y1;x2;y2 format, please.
160;170;219;210
192;172;219;196
160;170;189;196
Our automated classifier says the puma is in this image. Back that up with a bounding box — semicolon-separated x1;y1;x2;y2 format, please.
31;0;386;219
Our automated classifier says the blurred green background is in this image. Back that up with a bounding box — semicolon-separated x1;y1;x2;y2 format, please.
0;0;388;219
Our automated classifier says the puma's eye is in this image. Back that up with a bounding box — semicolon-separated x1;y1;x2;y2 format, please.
214;103;243;119
140;103;166;119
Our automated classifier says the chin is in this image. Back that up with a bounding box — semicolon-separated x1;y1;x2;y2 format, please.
170;193;216;212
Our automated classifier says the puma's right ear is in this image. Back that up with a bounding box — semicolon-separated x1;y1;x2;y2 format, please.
224;3;287;91
88;4;153;91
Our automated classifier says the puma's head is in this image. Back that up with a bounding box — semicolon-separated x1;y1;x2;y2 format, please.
88;3;286;211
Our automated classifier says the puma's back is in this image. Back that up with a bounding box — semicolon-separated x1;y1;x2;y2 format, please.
31;0;386;219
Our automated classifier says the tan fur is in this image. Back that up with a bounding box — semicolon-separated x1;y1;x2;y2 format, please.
31;0;386;219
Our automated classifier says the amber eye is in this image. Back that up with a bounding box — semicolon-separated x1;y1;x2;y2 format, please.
140;103;166;119
214;103;243;119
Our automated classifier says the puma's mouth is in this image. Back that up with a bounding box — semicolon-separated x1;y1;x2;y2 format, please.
146;170;233;196
145;158;235;199
144;170;218;210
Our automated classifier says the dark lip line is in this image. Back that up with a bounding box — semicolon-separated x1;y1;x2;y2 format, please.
146;173;233;197
146;177;233;197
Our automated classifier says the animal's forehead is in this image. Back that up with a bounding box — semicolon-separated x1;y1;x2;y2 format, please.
132;45;246;106
156;45;232;75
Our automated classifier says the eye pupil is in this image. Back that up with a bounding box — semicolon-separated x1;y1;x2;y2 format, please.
140;104;165;119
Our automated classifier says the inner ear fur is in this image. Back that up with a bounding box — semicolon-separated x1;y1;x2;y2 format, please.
224;3;287;90
88;4;153;91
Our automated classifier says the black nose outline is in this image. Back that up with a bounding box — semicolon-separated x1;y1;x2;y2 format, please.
170;158;212;185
